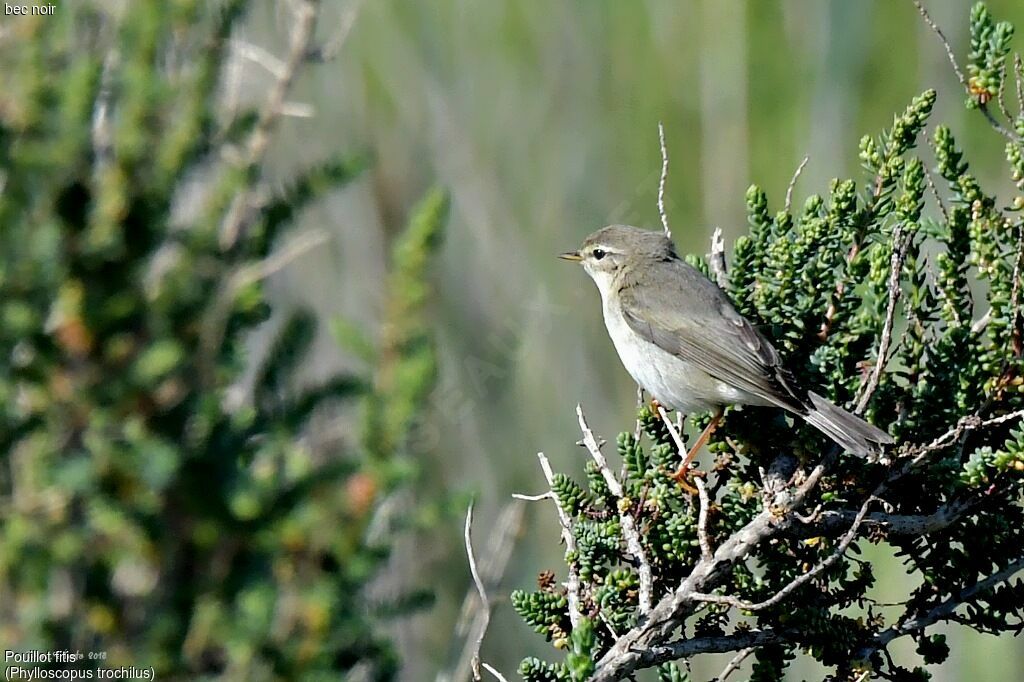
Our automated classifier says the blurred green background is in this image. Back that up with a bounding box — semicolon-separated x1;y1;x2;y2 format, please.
5;0;1024;679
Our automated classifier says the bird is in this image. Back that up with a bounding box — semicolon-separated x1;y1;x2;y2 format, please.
559;224;892;488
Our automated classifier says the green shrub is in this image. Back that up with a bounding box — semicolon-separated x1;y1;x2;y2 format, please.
0;2;447;679
514;4;1024;680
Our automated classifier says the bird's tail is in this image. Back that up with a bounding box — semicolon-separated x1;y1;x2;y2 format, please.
802;391;893;458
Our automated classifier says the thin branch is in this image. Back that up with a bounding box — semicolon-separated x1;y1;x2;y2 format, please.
1016;53;1024;114
577;405;654;616
858;555;1024;658
480;663;510;682
785;154;810;215
615;629;785;672
695;477;714;562
464;502;489;681
634;385;645;442
982;105;1021;142
1009;224;1024;355
922;150;950;226
443;501;524;682
592;447;837;681
279;101;316;118
199;230;329;385
657;405;688;460
219;0;320;250
691;495;876;612
855;224;909;414
912;0;965;87
657;121;671;239
308;0;364;61
973;408;1024;427
971;307;992;334
90;49;119;171
797;497;976;537
997;63;1015;125
910;409;1024;459
536;452;582;628
913;0;1021;144
708;227;728;289
236;229;329;286
231;38;288;78
714;647;754;682
511;492;553;502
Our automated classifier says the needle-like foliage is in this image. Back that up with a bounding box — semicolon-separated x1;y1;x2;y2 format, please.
0;3;446;679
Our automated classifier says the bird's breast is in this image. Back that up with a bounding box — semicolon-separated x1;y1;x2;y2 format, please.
600;298;746;413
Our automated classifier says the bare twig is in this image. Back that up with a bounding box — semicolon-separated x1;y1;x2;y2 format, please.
657;122;671;239
607;629;785;673
785;155;810;215
798;497;977;537
657;405;688;460
577;405;654;616
536;452;583;628
912;0;965;87
593;553;1024;675
1016;54;1024;114
223;39;245;121
91;49;119;171
911;409;1024;459
691;495;876;612
1009;225;1024;350
591;447;837;681
922;152;950;225
714;647;754;682
443;501;524;682
220;0;320;249
236;229;329;285
231;38;288;78
980;106;1021;143
199;230;329;385
308;0;364;61
634;385;645;442
279;101;316;118
480;663;510;682
913;0;1021;144
971;307;993;334
708;227;728;289
997;63;1015;125
463;502;489;681
694;477;714;562
857;555;1024;659
511;492;553;502
855;225;909;414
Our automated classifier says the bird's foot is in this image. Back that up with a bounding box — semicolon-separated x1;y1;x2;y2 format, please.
666;410;721;494
668;463;706;495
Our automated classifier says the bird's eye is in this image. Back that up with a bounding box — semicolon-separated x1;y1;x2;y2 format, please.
593;248;607;260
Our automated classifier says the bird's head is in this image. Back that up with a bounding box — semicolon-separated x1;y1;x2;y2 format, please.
559;225;676;293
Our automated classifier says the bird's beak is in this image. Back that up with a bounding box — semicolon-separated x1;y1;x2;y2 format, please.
558;251;582;262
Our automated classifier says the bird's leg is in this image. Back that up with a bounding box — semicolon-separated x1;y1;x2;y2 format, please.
669;409;723;489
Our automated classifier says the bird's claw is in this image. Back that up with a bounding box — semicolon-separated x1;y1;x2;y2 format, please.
668;465;706;495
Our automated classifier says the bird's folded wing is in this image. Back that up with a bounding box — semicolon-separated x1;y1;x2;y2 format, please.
617;261;800;411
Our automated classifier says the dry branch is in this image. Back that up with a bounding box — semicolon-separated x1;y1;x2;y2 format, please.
219;0;320;249
536;452;583;628
657;122;671;239
577;405;654;616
